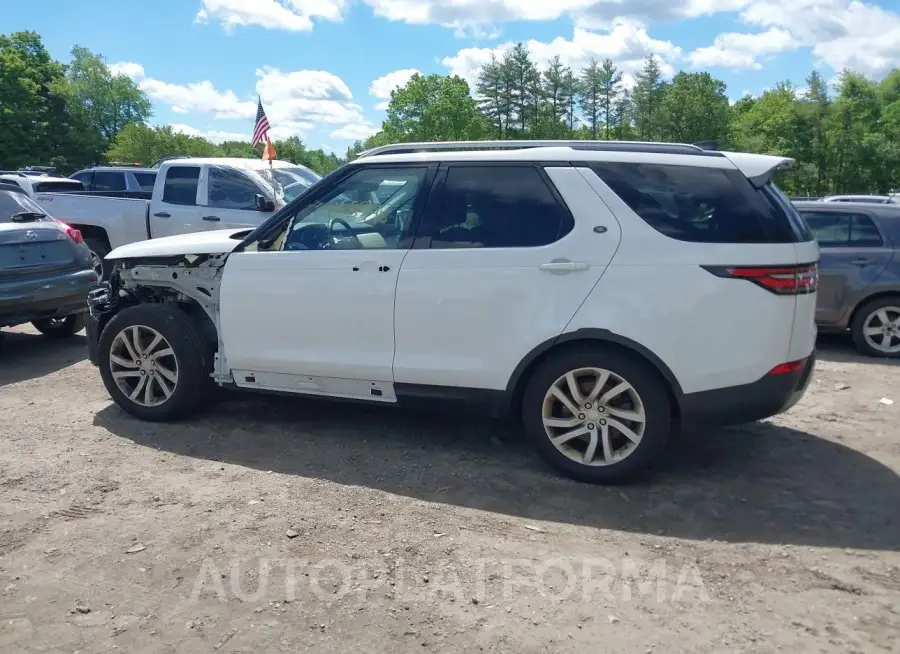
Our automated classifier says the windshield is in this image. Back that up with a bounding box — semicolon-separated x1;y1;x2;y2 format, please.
0;191;50;223
282;179;315;202
256;166;321;204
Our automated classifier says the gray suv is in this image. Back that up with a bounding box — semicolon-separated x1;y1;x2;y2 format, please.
793;201;900;358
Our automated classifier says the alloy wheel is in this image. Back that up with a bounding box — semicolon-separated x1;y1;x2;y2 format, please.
109;325;179;407
541;367;646;467
862;306;900;355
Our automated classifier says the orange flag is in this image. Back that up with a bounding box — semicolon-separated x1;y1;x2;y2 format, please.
262;137;276;163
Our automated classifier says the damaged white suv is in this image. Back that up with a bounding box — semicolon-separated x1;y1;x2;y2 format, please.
86;140;819;484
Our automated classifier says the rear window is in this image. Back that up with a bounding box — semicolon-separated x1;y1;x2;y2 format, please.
589;162;804;243
33;181;84;193
0;191;50;223
133;172;156;192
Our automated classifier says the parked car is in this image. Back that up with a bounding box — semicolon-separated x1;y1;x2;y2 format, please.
793;201;900;357
35;157;321;280
69;165;158;199
0;186;98;346
821;194;900;205
84;139;818;485
0;172;86;198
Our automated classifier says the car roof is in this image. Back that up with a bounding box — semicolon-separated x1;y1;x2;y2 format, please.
77;166;157;173
158;157;300;170
793;200;900;215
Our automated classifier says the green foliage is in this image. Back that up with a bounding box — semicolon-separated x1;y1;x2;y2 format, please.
382;73;486;142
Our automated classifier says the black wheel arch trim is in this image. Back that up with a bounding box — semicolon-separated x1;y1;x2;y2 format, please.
504;328;685;402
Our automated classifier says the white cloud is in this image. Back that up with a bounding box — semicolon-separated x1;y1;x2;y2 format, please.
195;0;347;32
330;123;380;140
108;61;145;79
687;27;797;70
169;124;249;143
442;20;682;90
139;79;256;119
740;0;900;77
369;68;421;111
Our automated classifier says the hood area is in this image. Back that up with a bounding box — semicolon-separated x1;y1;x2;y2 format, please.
107;228;253;260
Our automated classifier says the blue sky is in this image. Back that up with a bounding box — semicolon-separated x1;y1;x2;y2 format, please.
6;0;900;153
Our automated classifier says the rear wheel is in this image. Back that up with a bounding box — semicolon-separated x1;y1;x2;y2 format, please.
850;297;900;358
32;314;86;338
521;346;672;484
84;238;111;280
98;304;214;421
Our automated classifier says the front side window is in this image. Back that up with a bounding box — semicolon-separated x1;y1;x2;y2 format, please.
208;166;263;210
162;166;200;206
801;211;884;247
416;165;573;249
589;162;800;244
281;166;427;251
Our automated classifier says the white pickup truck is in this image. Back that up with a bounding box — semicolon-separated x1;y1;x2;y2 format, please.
35;157;321;278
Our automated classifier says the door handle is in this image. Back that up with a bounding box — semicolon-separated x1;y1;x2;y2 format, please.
202;215;221;222
153;212;170;218
539;260;590;273
851;258;871;266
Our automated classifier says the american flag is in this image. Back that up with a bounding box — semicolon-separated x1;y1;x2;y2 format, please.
251;98;270;147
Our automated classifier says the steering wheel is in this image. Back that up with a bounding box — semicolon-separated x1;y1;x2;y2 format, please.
328;217;363;249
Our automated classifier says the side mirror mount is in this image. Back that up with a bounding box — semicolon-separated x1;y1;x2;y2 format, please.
254;194;275;212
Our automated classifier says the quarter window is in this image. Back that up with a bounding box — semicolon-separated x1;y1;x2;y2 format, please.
162;166;200;206
589;162;799;243
417;165;573;249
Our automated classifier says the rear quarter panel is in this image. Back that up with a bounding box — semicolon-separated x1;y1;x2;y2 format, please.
35;193;150;249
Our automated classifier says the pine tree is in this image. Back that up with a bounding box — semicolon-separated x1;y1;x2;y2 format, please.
597;58;623;139
632;55;665;140
579;58;602;139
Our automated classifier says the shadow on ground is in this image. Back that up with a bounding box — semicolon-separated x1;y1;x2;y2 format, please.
94;390;900;552
816;333;900;367
0;330;87;387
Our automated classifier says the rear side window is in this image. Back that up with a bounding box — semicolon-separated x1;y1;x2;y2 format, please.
133;172;156;192
162;166;200;206
208;166;262;210
92;171;127;192
417;165;573;249
589;162;800;243
800;211;884;247
0;191;50;223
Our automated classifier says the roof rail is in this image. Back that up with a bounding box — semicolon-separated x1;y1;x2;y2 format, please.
355;139;710;159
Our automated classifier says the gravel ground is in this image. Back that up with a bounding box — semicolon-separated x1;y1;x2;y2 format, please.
0;325;898;653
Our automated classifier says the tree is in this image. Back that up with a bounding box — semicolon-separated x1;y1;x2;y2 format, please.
659;72;731;144
539;56;572;139
597;59;623;139
383;73;486;142
476;54;505;138
631;55;666;141
579;59;602;138
61;45;152;164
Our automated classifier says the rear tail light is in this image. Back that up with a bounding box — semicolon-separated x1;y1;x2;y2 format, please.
49;216;84;244
702;263;818;295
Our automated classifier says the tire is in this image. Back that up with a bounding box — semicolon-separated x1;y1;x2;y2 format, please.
520;346;672;485
32;314;86;338
98;304;214;421
84;237;111;280
850;296;900;358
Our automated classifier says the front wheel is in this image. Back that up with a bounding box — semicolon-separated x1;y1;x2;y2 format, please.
98;304;214;421
850;297;900;358
32;314;86;338
521;346;672;484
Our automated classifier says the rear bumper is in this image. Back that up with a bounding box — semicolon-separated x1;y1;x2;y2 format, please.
0;268;97;326
679;353;816;427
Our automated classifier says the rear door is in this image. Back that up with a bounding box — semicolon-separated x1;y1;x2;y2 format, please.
392;163;621;391
148;165;204;238
797;206;892;325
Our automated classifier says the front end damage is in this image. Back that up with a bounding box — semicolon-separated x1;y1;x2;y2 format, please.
85;253;233;384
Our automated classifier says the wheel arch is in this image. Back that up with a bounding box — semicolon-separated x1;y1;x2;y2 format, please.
70;224;111;248
504;329;684;418
847;289;900;330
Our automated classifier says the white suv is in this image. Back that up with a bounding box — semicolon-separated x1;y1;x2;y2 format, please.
84;140;819;484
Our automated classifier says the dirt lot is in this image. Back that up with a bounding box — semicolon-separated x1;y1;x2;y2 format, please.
0;326;898;653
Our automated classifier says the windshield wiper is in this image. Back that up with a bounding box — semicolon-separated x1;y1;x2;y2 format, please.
10;212;47;223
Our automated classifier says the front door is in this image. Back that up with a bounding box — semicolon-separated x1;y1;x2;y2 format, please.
799;208;892;325
201;164;273;230
219;164;436;395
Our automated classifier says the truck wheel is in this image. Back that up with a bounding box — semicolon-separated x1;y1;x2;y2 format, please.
850;296;900;358
520;345;672;484
32;314;86;338
98;304;214;421
85;238;111;280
